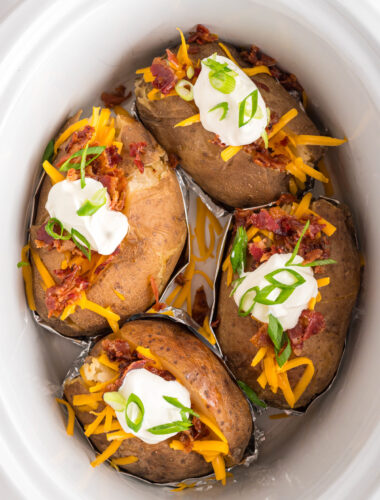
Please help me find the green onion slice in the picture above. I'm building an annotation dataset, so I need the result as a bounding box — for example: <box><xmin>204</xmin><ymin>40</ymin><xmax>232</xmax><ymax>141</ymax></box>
<box><xmin>77</xmin><ymin>188</ymin><xmax>107</xmax><ymax>216</ymax></box>
<box><xmin>175</xmin><ymin>79</ymin><xmax>194</xmax><ymax>101</ymax></box>
<box><xmin>209</xmin><ymin>102</ymin><xmax>229</xmax><ymax>120</ymax></box>
<box><xmin>229</xmin><ymin>276</ymin><xmax>246</xmax><ymax>297</ymax></box>
<box><xmin>265</xmin><ymin>268</ymin><xmax>306</xmax><ymax>289</ymax></box>
<box><xmin>237</xmin><ymin>380</ymin><xmax>267</xmax><ymax>408</ymax></box>
<box><xmin>230</xmin><ymin>226</ymin><xmax>248</xmax><ymax>276</ymax></box>
<box><xmin>186</xmin><ymin>66</ymin><xmax>194</xmax><ymax>79</ymax></box>
<box><xmin>42</xmin><ymin>139</ymin><xmax>54</xmax><ymax>163</ymax></box>
<box><xmin>275</xmin><ymin>335</ymin><xmax>292</xmax><ymax>367</ymax></box>
<box><xmin>203</xmin><ymin>57</ymin><xmax>237</xmax><ymax>94</ymax></box>
<box><xmin>17</xmin><ymin>261</ymin><xmax>29</xmax><ymax>268</ymax></box>
<box><xmin>71</xmin><ymin>228</ymin><xmax>91</xmax><ymax>261</ymax></box>
<box><xmin>238</xmin><ymin>286</ymin><xmax>259</xmax><ymax>317</ymax></box>
<box><xmin>239</xmin><ymin>90</ymin><xmax>258</xmax><ymax>127</ymax></box>
<box><xmin>80</xmin><ymin>143</ymin><xmax>89</xmax><ymax>189</ymax></box>
<box><xmin>59</xmin><ymin>146</ymin><xmax>106</xmax><ymax>172</ymax></box>
<box><xmin>253</xmin><ymin>284</ymin><xmax>294</xmax><ymax>306</ymax></box>
<box><xmin>125</xmin><ymin>393</ymin><xmax>145</xmax><ymax>432</ymax></box>
<box><xmin>261</xmin><ymin>130</ymin><xmax>269</xmax><ymax>148</ymax></box>
<box><xmin>163</xmin><ymin>396</ymin><xmax>199</xmax><ymax>419</ymax></box>
<box><xmin>296</xmin><ymin>258</ymin><xmax>337</xmax><ymax>267</ymax></box>
<box><xmin>285</xmin><ymin>220</ymin><xmax>310</xmax><ymax>267</ymax></box>
<box><xmin>147</xmin><ymin>420</ymin><xmax>193</xmax><ymax>435</ymax></box>
<box><xmin>268</xmin><ymin>313</ymin><xmax>284</xmax><ymax>351</ymax></box>
<box><xmin>254</xmin><ymin>106</ymin><xmax>264</xmax><ymax>120</ymax></box>
<box><xmin>103</xmin><ymin>391</ymin><xmax>127</xmax><ymax>412</ymax></box>
<box><xmin>45</xmin><ymin>218</ymin><xmax>71</xmax><ymax>240</ymax></box>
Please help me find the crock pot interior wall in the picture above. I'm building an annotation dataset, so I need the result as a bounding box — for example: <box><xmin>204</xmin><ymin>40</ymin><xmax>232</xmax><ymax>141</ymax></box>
<box><xmin>1</xmin><ymin>0</ymin><xmax>379</xmax><ymax>498</ymax></box>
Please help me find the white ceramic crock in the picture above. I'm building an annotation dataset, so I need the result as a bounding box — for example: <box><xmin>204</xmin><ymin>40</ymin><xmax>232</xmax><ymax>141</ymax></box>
<box><xmin>0</xmin><ymin>0</ymin><xmax>379</xmax><ymax>498</ymax></box>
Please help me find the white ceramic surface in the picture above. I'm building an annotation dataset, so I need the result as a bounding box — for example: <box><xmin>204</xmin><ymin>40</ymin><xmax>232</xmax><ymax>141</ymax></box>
<box><xmin>0</xmin><ymin>0</ymin><xmax>379</xmax><ymax>498</ymax></box>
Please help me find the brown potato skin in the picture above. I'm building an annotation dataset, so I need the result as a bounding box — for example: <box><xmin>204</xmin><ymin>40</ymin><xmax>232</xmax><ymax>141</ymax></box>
<box><xmin>30</xmin><ymin>114</ymin><xmax>187</xmax><ymax>337</ymax></box>
<box><xmin>215</xmin><ymin>200</ymin><xmax>361</xmax><ymax>408</ymax></box>
<box><xmin>135</xmin><ymin>40</ymin><xmax>322</xmax><ymax>208</ymax></box>
<box><xmin>64</xmin><ymin>319</ymin><xmax>252</xmax><ymax>483</ymax></box>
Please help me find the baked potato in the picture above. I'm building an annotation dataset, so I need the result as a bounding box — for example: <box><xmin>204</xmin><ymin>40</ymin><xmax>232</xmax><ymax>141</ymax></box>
<box><xmin>135</xmin><ymin>25</ymin><xmax>325</xmax><ymax>208</ymax></box>
<box><xmin>215</xmin><ymin>194</ymin><xmax>360</xmax><ymax>409</ymax></box>
<box><xmin>63</xmin><ymin>317</ymin><xmax>253</xmax><ymax>483</ymax></box>
<box><xmin>28</xmin><ymin>108</ymin><xmax>187</xmax><ymax>337</ymax></box>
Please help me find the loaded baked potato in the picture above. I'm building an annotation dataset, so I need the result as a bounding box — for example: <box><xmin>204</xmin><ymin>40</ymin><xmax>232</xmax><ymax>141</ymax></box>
<box><xmin>26</xmin><ymin>107</ymin><xmax>187</xmax><ymax>337</ymax></box>
<box><xmin>215</xmin><ymin>193</ymin><xmax>360</xmax><ymax>409</ymax></box>
<box><xmin>63</xmin><ymin>317</ymin><xmax>253</xmax><ymax>483</ymax></box>
<box><xmin>135</xmin><ymin>25</ymin><xmax>345</xmax><ymax>208</ymax></box>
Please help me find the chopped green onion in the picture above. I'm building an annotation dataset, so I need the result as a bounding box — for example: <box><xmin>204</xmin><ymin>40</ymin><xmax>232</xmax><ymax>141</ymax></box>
<box><xmin>80</xmin><ymin>143</ymin><xmax>89</xmax><ymax>189</ymax></box>
<box><xmin>175</xmin><ymin>79</ymin><xmax>194</xmax><ymax>101</ymax></box>
<box><xmin>125</xmin><ymin>393</ymin><xmax>145</xmax><ymax>432</ymax></box>
<box><xmin>104</xmin><ymin>391</ymin><xmax>127</xmax><ymax>412</ymax></box>
<box><xmin>238</xmin><ymin>90</ymin><xmax>258</xmax><ymax>127</ymax></box>
<box><xmin>238</xmin><ymin>286</ymin><xmax>259</xmax><ymax>317</ymax></box>
<box><xmin>59</xmin><ymin>146</ymin><xmax>106</xmax><ymax>172</ymax></box>
<box><xmin>237</xmin><ymin>380</ymin><xmax>267</xmax><ymax>408</ymax></box>
<box><xmin>265</xmin><ymin>268</ymin><xmax>306</xmax><ymax>289</ymax></box>
<box><xmin>254</xmin><ymin>107</ymin><xmax>264</xmax><ymax>120</ymax></box>
<box><xmin>45</xmin><ymin>218</ymin><xmax>71</xmax><ymax>240</ymax></box>
<box><xmin>147</xmin><ymin>420</ymin><xmax>192</xmax><ymax>435</ymax></box>
<box><xmin>254</xmin><ymin>284</ymin><xmax>295</xmax><ymax>306</ymax></box>
<box><xmin>204</xmin><ymin>57</ymin><xmax>237</xmax><ymax>94</ymax></box>
<box><xmin>17</xmin><ymin>261</ymin><xmax>29</xmax><ymax>268</ymax></box>
<box><xmin>77</xmin><ymin>188</ymin><xmax>107</xmax><ymax>216</ymax></box>
<box><xmin>230</xmin><ymin>226</ymin><xmax>248</xmax><ymax>276</ymax></box>
<box><xmin>275</xmin><ymin>335</ymin><xmax>292</xmax><ymax>367</ymax></box>
<box><xmin>229</xmin><ymin>276</ymin><xmax>246</xmax><ymax>297</ymax></box>
<box><xmin>285</xmin><ymin>220</ymin><xmax>310</xmax><ymax>267</ymax></box>
<box><xmin>163</xmin><ymin>396</ymin><xmax>199</xmax><ymax>419</ymax></box>
<box><xmin>266</xmin><ymin>107</ymin><xmax>271</xmax><ymax>125</ymax></box>
<box><xmin>42</xmin><ymin>139</ymin><xmax>54</xmax><ymax>163</ymax></box>
<box><xmin>209</xmin><ymin>102</ymin><xmax>229</xmax><ymax>120</ymax></box>
<box><xmin>186</xmin><ymin>66</ymin><xmax>194</xmax><ymax>79</ymax></box>
<box><xmin>267</xmin><ymin>314</ymin><xmax>284</xmax><ymax>351</ymax></box>
<box><xmin>71</xmin><ymin>228</ymin><xmax>91</xmax><ymax>261</ymax></box>
<box><xmin>261</xmin><ymin>130</ymin><xmax>269</xmax><ymax>148</ymax></box>
<box><xmin>296</xmin><ymin>259</ymin><xmax>337</xmax><ymax>267</ymax></box>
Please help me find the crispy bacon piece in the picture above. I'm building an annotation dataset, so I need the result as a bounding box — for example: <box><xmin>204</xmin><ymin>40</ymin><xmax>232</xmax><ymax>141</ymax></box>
<box><xmin>102</xmin><ymin>338</ymin><xmax>134</xmax><ymax>362</ymax></box>
<box><xmin>240</xmin><ymin>45</ymin><xmax>277</xmax><ymax>68</ymax></box>
<box><xmin>188</xmin><ymin>24</ymin><xmax>218</xmax><ymax>45</ymax></box>
<box><xmin>45</xmin><ymin>265</ymin><xmax>89</xmax><ymax>317</ymax></box>
<box><xmin>248</xmin><ymin>243</ymin><xmax>264</xmax><ymax>262</ymax></box>
<box><xmin>248</xmin><ymin>209</ymin><xmax>282</xmax><ymax>233</ymax></box>
<box><xmin>150</xmin><ymin>57</ymin><xmax>177</xmax><ymax>95</ymax></box>
<box><xmin>211</xmin><ymin>318</ymin><xmax>220</xmax><ymax>329</ymax></box>
<box><xmin>210</xmin><ymin>134</ymin><xmax>226</xmax><ymax>148</ymax></box>
<box><xmin>175</xmin><ymin>273</ymin><xmax>186</xmax><ymax>286</ymax></box>
<box><xmin>276</xmin><ymin>193</ymin><xmax>296</xmax><ymax>206</ymax></box>
<box><xmin>168</xmin><ymin>152</ymin><xmax>179</xmax><ymax>169</ymax></box>
<box><xmin>192</xmin><ymin>286</ymin><xmax>210</xmax><ymax>325</ymax></box>
<box><xmin>250</xmin><ymin>323</ymin><xmax>272</xmax><ymax>348</ymax></box>
<box><xmin>101</xmin><ymin>85</ymin><xmax>131</xmax><ymax>108</ymax></box>
<box><xmin>178</xmin><ymin>417</ymin><xmax>209</xmax><ymax>452</ymax></box>
<box><xmin>105</xmin><ymin>144</ymin><xmax>122</xmax><ymax>168</ymax></box>
<box><xmin>166</xmin><ymin>49</ymin><xmax>180</xmax><ymax>70</ymax></box>
<box><xmin>129</xmin><ymin>141</ymin><xmax>147</xmax><ymax>174</ymax></box>
<box><xmin>36</xmin><ymin>224</ymin><xmax>54</xmax><ymax>246</ymax></box>
<box><xmin>56</xmin><ymin>125</ymin><xmax>94</xmax><ymax>168</ymax></box>
<box><xmin>287</xmin><ymin>309</ymin><xmax>325</xmax><ymax>354</ymax></box>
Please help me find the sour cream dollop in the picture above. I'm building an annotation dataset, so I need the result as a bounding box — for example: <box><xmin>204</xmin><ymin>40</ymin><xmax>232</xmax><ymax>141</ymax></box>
<box><xmin>45</xmin><ymin>178</ymin><xmax>128</xmax><ymax>255</ymax></box>
<box><xmin>113</xmin><ymin>368</ymin><xmax>191</xmax><ymax>445</ymax></box>
<box><xmin>193</xmin><ymin>55</ymin><xmax>268</xmax><ymax>146</ymax></box>
<box><xmin>233</xmin><ymin>253</ymin><xmax>318</xmax><ymax>330</ymax></box>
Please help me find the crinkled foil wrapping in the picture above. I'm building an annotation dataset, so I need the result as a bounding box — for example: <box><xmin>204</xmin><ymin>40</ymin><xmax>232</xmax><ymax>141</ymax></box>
<box><xmin>60</xmin><ymin>312</ymin><xmax>259</xmax><ymax>488</ymax></box>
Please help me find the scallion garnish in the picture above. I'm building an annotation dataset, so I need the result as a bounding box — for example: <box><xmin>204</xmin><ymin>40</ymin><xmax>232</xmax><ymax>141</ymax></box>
<box><xmin>71</xmin><ymin>228</ymin><xmax>91</xmax><ymax>261</ymax></box>
<box><xmin>125</xmin><ymin>393</ymin><xmax>145</xmax><ymax>432</ymax></box>
<box><xmin>209</xmin><ymin>102</ymin><xmax>229</xmax><ymax>121</ymax></box>
<box><xmin>296</xmin><ymin>258</ymin><xmax>337</xmax><ymax>267</ymax></box>
<box><xmin>80</xmin><ymin>143</ymin><xmax>89</xmax><ymax>189</ymax></box>
<box><xmin>265</xmin><ymin>268</ymin><xmax>306</xmax><ymax>289</ymax></box>
<box><xmin>261</xmin><ymin>130</ymin><xmax>269</xmax><ymax>148</ymax></box>
<box><xmin>45</xmin><ymin>218</ymin><xmax>71</xmax><ymax>240</ymax></box>
<box><xmin>203</xmin><ymin>56</ymin><xmax>237</xmax><ymax>94</ymax></box>
<box><xmin>229</xmin><ymin>276</ymin><xmax>246</xmax><ymax>297</ymax></box>
<box><xmin>230</xmin><ymin>226</ymin><xmax>248</xmax><ymax>277</ymax></box>
<box><xmin>238</xmin><ymin>286</ymin><xmax>259</xmax><ymax>317</ymax></box>
<box><xmin>237</xmin><ymin>380</ymin><xmax>267</xmax><ymax>408</ymax></box>
<box><xmin>17</xmin><ymin>261</ymin><xmax>29</xmax><ymax>268</ymax></box>
<box><xmin>76</xmin><ymin>188</ymin><xmax>107</xmax><ymax>217</ymax></box>
<box><xmin>238</xmin><ymin>90</ymin><xmax>258</xmax><ymax>128</ymax></box>
<box><xmin>42</xmin><ymin>139</ymin><xmax>54</xmax><ymax>163</ymax></box>
<box><xmin>103</xmin><ymin>391</ymin><xmax>127</xmax><ymax>412</ymax></box>
<box><xmin>268</xmin><ymin>314</ymin><xmax>291</xmax><ymax>367</ymax></box>
<box><xmin>253</xmin><ymin>284</ymin><xmax>294</xmax><ymax>306</ymax></box>
<box><xmin>163</xmin><ymin>396</ymin><xmax>199</xmax><ymax>419</ymax></box>
<box><xmin>175</xmin><ymin>79</ymin><xmax>194</xmax><ymax>101</ymax></box>
<box><xmin>186</xmin><ymin>66</ymin><xmax>194</xmax><ymax>79</ymax></box>
<box><xmin>59</xmin><ymin>146</ymin><xmax>106</xmax><ymax>172</ymax></box>
<box><xmin>285</xmin><ymin>220</ymin><xmax>310</xmax><ymax>267</ymax></box>
<box><xmin>275</xmin><ymin>335</ymin><xmax>292</xmax><ymax>367</ymax></box>
<box><xmin>147</xmin><ymin>420</ymin><xmax>193</xmax><ymax>435</ymax></box>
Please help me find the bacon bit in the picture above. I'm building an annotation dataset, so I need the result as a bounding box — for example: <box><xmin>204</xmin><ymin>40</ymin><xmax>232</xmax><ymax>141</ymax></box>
<box><xmin>191</xmin><ymin>286</ymin><xmax>210</xmax><ymax>325</ymax></box>
<box><xmin>287</xmin><ymin>310</ymin><xmax>325</xmax><ymax>354</ymax></box>
<box><xmin>45</xmin><ymin>265</ymin><xmax>89</xmax><ymax>317</ymax></box>
<box><xmin>150</xmin><ymin>276</ymin><xmax>166</xmax><ymax>311</ymax></box>
<box><xmin>280</xmin><ymin>136</ymin><xmax>289</xmax><ymax>147</ymax></box>
<box><xmin>248</xmin><ymin>209</ymin><xmax>281</xmax><ymax>233</ymax></box>
<box><xmin>251</xmin><ymin>323</ymin><xmax>272</xmax><ymax>348</ymax></box>
<box><xmin>56</xmin><ymin>125</ymin><xmax>94</xmax><ymax>168</ymax></box>
<box><xmin>240</xmin><ymin>45</ymin><xmax>276</xmax><ymax>68</ymax></box>
<box><xmin>254</xmin><ymin>81</ymin><xmax>270</xmax><ymax>93</ymax></box>
<box><xmin>175</xmin><ymin>273</ymin><xmax>186</xmax><ymax>286</ymax></box>
<box><xmin>102</xmin><ymin>339</ymin><xmax>134</xmax><ymax>363</ymax></box>
<box><xmin>178</xmin><ymin>417</ymin><xmax>209</xmax><ymax>452</ymax></box>
<box><xmin>36</xmin><ymin>224</ymin><xmax>54</xmax><ymax>246</ymax></box>
<box><xmin>105</xmin><ymin>145</ymin><xmax>122</xmax><ymax>168</ymax></box>
<box><xmin>210</xmin><ymin>134</ymin><xmax>226</xmax><ymax>148</ymax></box>
<box><xmin>129</xmin><ymin>141</ymin><xmax>147</xmax><ymax>174</ymax></box>
<box><xmin>188</xmin><ymin>24</ymin><xmax>218</xmax><ymax>45</ymax></box>
<box><xmin>302</xmin><ymin>248</ymin><xmax>323</xmax><ymax>264</ymax></box>
<box><xmin>166</xmin><ymin>49</ymin><xmax>180</xmax><ymax>70</ymax></box>
<box><xmin>144</xmin><ymin>365</ymin><xmax>176</xmax><ymax>381</ymax></box>
<box><xmin>211</xmin><ymin>319</ymin><xmax>220</xmax><ymax>329</ymax></box>
<box><xmin>248</xmin><ymin>243</ymin><xmax>264</xmax><ymax>262</ymax></box>
<box><xmin>252</xmin><ymin>150</ymin><xmax>288</xmax><ymax>171</ymax></box>
<box><xmin>150</xmin><ymin>57</ymin><xmax>177</xmax><ymax>95</ymax></box>
<box><xmin>168</xmin><ymin>152</ymin><xmax>179</xmax><ymax>169</ymax></box>
<box><xmin>277</xmin><ymin>193</ymin><xmax>296</xmax><ymax>206</ymax></box>
<box><xmin>101</xmin><ymin>85</ymin><xmax>131</xmax><ymax>108</ymax></box>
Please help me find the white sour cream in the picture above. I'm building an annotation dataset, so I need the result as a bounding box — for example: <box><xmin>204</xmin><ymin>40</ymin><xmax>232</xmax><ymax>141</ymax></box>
<box><xmin>233</xmin><ymin>253</ymin><xmax>318</xmax><ymax>330</ymax></box>
<box><xmin>114</xmin><ymin>368</ymin><xmax>191</xmax><ymax>445</ymax></box>
<box><xmin>45</xmin><ymin>178</ymin><xmax>128</xmax><ymax>255</ymax></box>
<box><xmin>193</xmin><ymin>55</ymin><xmax>267</xmax><ymax>146</ymax></box>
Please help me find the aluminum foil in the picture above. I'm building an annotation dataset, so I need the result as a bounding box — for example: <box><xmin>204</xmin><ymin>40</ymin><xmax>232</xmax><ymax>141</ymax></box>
<box><xmin>60</xmin><ymin>312</ymin><xmax>259</xmax><ymax>488</ymax></box>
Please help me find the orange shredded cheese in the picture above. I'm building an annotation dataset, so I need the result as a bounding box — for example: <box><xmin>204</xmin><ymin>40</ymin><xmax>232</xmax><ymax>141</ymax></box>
<box><xmin>29</xmin><ymin>248</ymin><xmax>55</xmax><ymax>288</ymax></box>
<box><xmin>294</xmin><ymin>192</ymin><xmax>313</xmax><ymax>218</ymax></box>
<box><xmin>246</xmin><ymin>226</ymin><xmax>259</xmax><ymax>241</ymax></box>
<box><xmin>317</xmin><ymin>277</ymin><xmax>330</xmax><ymax>288</ymax></box>
<box><xmin>113</xmin><ymin>289</ymin><xmax>125</xmax><ymax>301</ymax></box>
<box><xmin>72</xmin><ymin>393</ymin><xmax>103</xmax><ymax>407</ymax></box>
<box><xmin>221</xmin><ymin>145</ymin><xmax>242</xmax><ymax>162</ymax></box>
<box><xmin>54</xmin><ymin>118</ymin><xmax>88</xmax><ymax>154</ymax></box>
<box><xmin>106</xmin><ymin>430</ymin><xmax>134</xmax><ymax>441</ymax></box>
<box><xmin>86</xmin><ymin>420</ymin><xmax>121</xmax><ymax>435</ymax></box>
<box><xmin>198</xmin><ymin>414</ymin><xmax>227</xmax><ymax>443</ymax></box>
<box><xmin>97</xmin><ymin>354</ymin><xmax>119</xmax><ymax>371</ymax></box>
<box><xmin>198</xmin><ymin>317</ymin><xmax>216</xmax><ymax>345</ymax></box>
<box><xmin>42</xmin><ymin>160</ymin><xmax>65</xmax><ymax>185</ymax></box>
<box><xmin>60</xmin><ymin>303</ymin><xmax>76</xmax><ymax>321</ymax></box>
<box><xmin>85</xmin><ymin>408</ymin><xmax>107</xmax><ymax>437</ymax></box>
<box><xmin>257</xmin><ymin>371</ymin><xmax>267</xmax><ymax>389</ymax></box>
<box><xmin>135</xmin><ymin>346</ymin><xmax>162</xmax><ymax>368</ymax></box>
<box><xmin>293</xmin><ymin>135</ymin><xmax>347</xmax><ymax>147</ymax></box>
<box><xmin>294</xmin><ymin>157</ymin><xmax>328</xmax><ymax>183</ymax></box>
<box><xmin>277</xmin><ymin>372</ymin><xmax>296</xmax><ymax>408</ymax></box>
<box><xmin>176</xmin><ymin>27</ymin><xmax>192</xmax><ymax>67</ymax></box>
<box><xmin>308</xmin><ymin>297</ymin><xmax>317</xmax><ymax>310</ymax></box>
<box><xmin>77</xmin><ymin>292</ymin><xmax>120</xmax><ymax>322</ymax></box>
<box><xmin>218</xmin><ymin>42</ymin><xmax>239</xmax><ymax>66</ymax></box>
<box><xmin>251</xmin><ymin>347</ymin><xmax>268</xmax><ymax>367</ymax></box>
<box><xmin>56</xmin><ymin>398</ymin><xmax>75</xmax><ymax>436</ymax></box>
<box><xmin>20</xmin><ymin>244</ymin><xmax>36</xmax><ymax>310</ymax></box>
<box><xmin>268</xmin><ymin>108</ymin><xmax>298</xmax><ymax>140</ymax></box>
<box><xmin>243</xmin><ymin>65</ymin><xmax>272</xmax><ymax>76</ymax></box>
<box><xmin>289</xmin><ymin>178</ymin><xmax>298</xmax><ymax>195</ymax></box>
<box><xmin>212</xmin><ymin>455</ymin><xmax>227</xmax><ymax>485</ymax></box>
<box><xmin>90</xmin><ymin>439</ymin><xmax>123</xmax><ymax>467</ymax></box>
<box><xmin>89</xmin><ymin>374</ymin><xmax>119</xmax><ymax>394</ymax></box>
<box><xmin>278</xmin><ymin>357</ymin><xmax>315</xmax><ymax>404</ymax></box>
<box><xmin>174</xmin><ymin>113</ymin><xmax>200</xmax><ymax>127</ymax></box>
<box><xmin>111</xmin><ymin>456</ymin><xmax>138</xmax><ymax>466</ymax></box>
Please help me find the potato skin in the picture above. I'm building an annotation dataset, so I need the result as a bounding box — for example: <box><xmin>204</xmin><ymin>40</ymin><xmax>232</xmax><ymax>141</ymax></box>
<box><xmin>215</xmin><ymin>200</ymin><xmax>361</xmax><ymax>409</ymax></box>
<box><xmin>30</xmin><ymin>114</ymin><xmax>187</xmax><ymax>337</ymax></box>
<box><xmin>135</xmin><ymin>40</ymin><xmax>322</xmax><ymax>208</ymax></box>
<box><xmin>64</xmin><ymin>318</ymin><xmax>253</xmax><ymax>483</ymax></box>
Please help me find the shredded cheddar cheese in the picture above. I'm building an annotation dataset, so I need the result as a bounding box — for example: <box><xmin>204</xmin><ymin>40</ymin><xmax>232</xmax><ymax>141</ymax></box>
<box><xmin>212</xmin><ymin>455</ymin><xmax>227</xmax><ymax>485</ymax></box>
<box><xmin>78</xmin><ymin>292</ymin><xmax>120</xmax><ymax>322</ymax></box>
<box><xmin>251</xmin><ymin>347</ymin><xmax>268</xmax><ymax>367</ymax></box>
<box><xmin>293</xmin><ymin>135</ymin><xmax>347</xmax><ymax>147</ymax></box>
<box><xmin>243</xmin><ymin>65</ymin><xmax>272</xmax><ymax>76</ymax></box>
<box><xmin>106</xmin><ymin>430</ymin><xmax>134</xmax><ymax>441</ymax></box>
<box><xmin>174</xmin><ymin>113</ymin><xmax>201</xmax><ymax>127</ymax></box>
<box><xmin>135</xmin><ymin>346</ymin><xmax>163</xmax><ymax>369</ymax></box>
<box><xmin>89</xmin><ymin>374</ymin><xmax>119</xmax><ymax>394</ymax></box>
<box><xmin>85</xmin><ymin>408</ymin><xmax>107</xmax><ymax>437</ymax></box>
<box><xmin>218</xmin><ymin>42</ymin><xmax>240</xmax><ymax>66</ymax></box>
<box><xmin>198</xmin><ymin>413</ymin><xmax>228</xmax><ymax>443</ymax></box>
<box><xmin>113</xmin><ymin>289</ymin><xmax>125</xmax><ymax>301</ymax></box>
<box><xmin>294</xmin><ymin>157</ymin><xmax>328</xmax><ymax>183</ymax></box>
<box><xmin>221</xmin><ymin>145</ymin><xmax>242</xmax><ymax>162</ymax></box>
<box><xmin>111</xmin><ymin>456</ymin><xmax>138</xmax><ymax>466</ymax></box>
<box><xmin>42</xmin><ymin>160</ymin><xmax>65</xmax><ymax>185</ymax></box>
<box><xmin>54</xmin><ymin>118</ymin><xmax>88</xmax><ymax>154</ymax></box>
<box><xmin>294</xmin><ymin>192</ymin><xmax>312</xmax><ymax>218</ymax></box>
<box><xmin>268</xmin><ymin>108</ymin><xmax>298</xmax><ymax>140</ymax></box>
<box><xmin>90</xmin><ymin>439</ymin><xmax>124</xmax><ymax>467</ymax></box>
<box><xmin>97</xmin><ymin>354</ymin><xmax>119</xmax><ymax>371</ymax></box>
<box><xmin>72</xmin><ymin>393</ymin><xmax>103</xmax><ymax>407</ymax></box>
<box><xmin>56</xmin><ymin>398</ymin><xmax>75</xmax><ymax>436</ymax></box>
<box><xmin>317</xmin><ymin>277</ymin><xmax>330</xmax><ymax>288</ymax></box>
<box><xmin>30</xmin><ymin>248</ymin><xmax>55</xmax><ymax>288</ymax></box>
